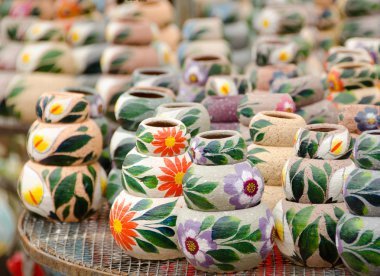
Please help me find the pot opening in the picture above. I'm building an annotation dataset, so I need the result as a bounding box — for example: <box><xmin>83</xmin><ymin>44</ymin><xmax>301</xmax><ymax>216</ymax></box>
<box><xmin>146</xmin><ymin>120</ymin><xmax>178</xmax><ymax>128</ymax></box>
<box><xmin>130</xmin><ymin>91</ymin><xmax>164</xmax><ymax>98</ymax></box>
<box><xmin>370</xmin><ymin>131</ymin><xmax>380</xmax><ymax>136</ymax></box>
<box><xmin>63</xmin><ymin>86</ymin><xmax>94</xmax><ymax>95</ymax></box>
<box><xmin>265</xmin><ymin>113</ymin><xmax>294</xmax><ymax>119</ymax></box>
<box><xmin>200</xmin><ymin>132</ymin><xmax>233</xmax><ymax>139</ymax></box>
<box><xmin>164</xmin><ymin>103</ymin><xmax>194</xmax><ymax>108</ymax></box>
<box><xmin>312</xmin><ymin>127</ymin><xmax>336</xmax><ymax>132</ymax></box>
<box><xmin>193</xmin><ymin>55</ymin><xmax>219</xmax><ymax>62</ymax></box>
<box><xmin>338</xmin><ymin>49</ymin><xmax>361</xmax><ymax>55</ymax></box>
<box><xmin>340</xmin><ymin>64</ymin><xmax>363</xmax><ymax>69</ymax></box>
<box><xmin>141</xmin><ymin>70</ymin><xmax>166</xmax><ymax>76</ymax></box>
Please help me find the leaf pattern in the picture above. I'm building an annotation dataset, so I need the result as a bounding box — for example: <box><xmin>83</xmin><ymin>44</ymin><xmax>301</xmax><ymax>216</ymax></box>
<box><xmin>249</xmin><ymin>119</ymin><xmax>273</xmax><ymax>143</ymax></box>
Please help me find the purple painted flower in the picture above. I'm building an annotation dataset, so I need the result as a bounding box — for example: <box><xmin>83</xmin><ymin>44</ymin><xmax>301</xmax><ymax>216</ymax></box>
<box><xmin>354</xmin><ymin>107</ymin><xmax>380</xmax><ymax>132</ymax></box>
<box><xmin>190</xmin><ymin>137</ymin><xmax>207</xmax><ymax>165</ymax></box>
<box><xmin>183</xmin><ymin>62</ymin><xmax>208</xmax><ymax>86</ymax></box>
<box><xmin>177</xmin><ymin>220</ymin><xmax>217</xmax><ymax>268</ymax></box>
<box><xmin>224</xmin><ymin>162</ymin><xmax>264</xmax><ymax>209</ymax></box>
<box><xmin>258</xmin><ymin>209</ymin><xmax>275</xmax><ymax>259</ymax></box>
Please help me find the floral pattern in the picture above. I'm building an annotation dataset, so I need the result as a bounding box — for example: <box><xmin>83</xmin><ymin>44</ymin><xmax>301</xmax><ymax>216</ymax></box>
<box><xmin>259</xmin><ymin>209</ymin><xmax>276</xmax><ymax>259</ymax></box>
<box><xmin>327</xmin><ymin>70</ymin><xmax>344</xmax><ymax>92</ymax></box>
<box><xmin>276</xmin><ymin>95</ymin><xmax>296</xmax><ymax>113</ymax></box>
<box><xmin>151</xmin><ymin>128</ymin><xmax>187</xmax><ymax>157</ymax></box>
<box><xmin>353</xmin><ymin>131</ymin><xmax>380</xmax><ymax>170</ymax></box>
<box><xmin>184</xmin><ymin>62</ymin><xmax>209</xmax><ymax>86</ymax></box>
<box><xmin>354</xmin><ymin>107</ymin><xmax>380</xmax><ymax>132</ymax></box>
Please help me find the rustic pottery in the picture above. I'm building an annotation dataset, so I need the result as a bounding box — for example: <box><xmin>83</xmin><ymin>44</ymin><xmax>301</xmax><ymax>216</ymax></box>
<box><xmin>338</xmin><ymin>104</ymin><xmax>380</xmax><ymax>135</ymax></box>
<box><xmin>132</xmin><ymin>67</ymin><xmax>179</xmax><ymax>93</ymax></box>
<box><xmin>353</xmin><ymin>130</ymin><xmax>380</xmax><ymax>169</ymax></box>
<box><xmin>66</xmin><ymin>20</ymin><xmax>105</xmax><ymax>46</ymax></box>
<box><xmin>326</xmin><ymin>47</ymin><xmax>373</xmax><ymax>71</ymax></box>
<box><xmin>327</xmin><ymin>87</ymin><xmax>380</xmax><ymax>106</ymax></box>
<box><xmin>224</xmin><ymin>21</ymin><xmax>250</xmax><ymax>50</ymax></box>
<box><xmin>296</xmin><ymin>100</ymin><xmax>338</xmax><ymax>124</ymax></box>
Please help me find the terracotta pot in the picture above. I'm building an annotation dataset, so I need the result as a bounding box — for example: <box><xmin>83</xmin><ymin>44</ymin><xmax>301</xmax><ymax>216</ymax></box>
<box><xmin>110</xmin><ymin>127</ymin><xmax>136</xmax><ymax>169</ymax></box>
<box><xmin>132</xmin><ymin>67</ymin><xmax>179</xmax><ymax>93</ymax></box>
<box><xmin>18</xmin><ymin>161</ymin><xmax>106</xmax><ymax>222</ymax></box>
<box><xmin>182</xmin><ymin>17</ymin><xmax>223</xmax><ymax>41</ymax></box>
<box><xmin>297</xmin><ymin>100</ymin><xmax>338</xmax><ymax>124</ymax></box>
<box><xmin>247</xmin><ymin>144</ymin><xmax>293</xmax><ymax>186</ymax></box>
<box><xmin>338</xmin><ymin>104</ymin><xmax>380</xmax><ymax>135</ymax></box>
<box><xmin>114</xmin><ymin>87</ymin><xmax>174</xmax><ymax>131</ymax></box>
<box><xmin>205</xmin><ymin>75</ymin><xmax>251</xmax><ymax>97</ymax></box>
<box><xmin>262</xmin><ymin>186</ymin><xmax>284</xmax><ymax>210</ymax></box>
<box><xmin>326</xmin><ymin>47</ymin><xmax>373</xmax><ymax>71</ymax></box>
<box><xmin>109</xmin><ymin>190</ymin><xmax>183</xmax><ymax>260</ymax></box>
<box><xmin>345</xmin><ymin>37</ymin><xmax>380</xmax><ymax>64</ymax></box>
<box><xmin>336</xmin><ymin>214</ymin><xmax>380</xmax><ymax>276</ymax></box>
<box><xmin>106</xmin><ymin>168</ymin><xmax>123</xmax><ymax>205</ymax></box>
<box><xmin>177</xmin><ymin>202</ymin><xmax>274</xmax><ymax>272</ymax></box>
<box><xmin>273</xmin><ymin>199</ymin><xmax>347</xmax><ymax>267</ymax></box>
<box><xmin>202</xmin><ymin>95</ymin><xmax>242</xmax><ymax>123</ymax></box>
<box><xmin>156</xmin><ymin>102</ymin><xmax>210</xmax><ymax>137</ymax></box>
<box><xmin>238</xmin><ymin>93</ymin><xmax>296</xmax><ymax>127</ymax></box>
<box><xmin>249</xmin><ymin>111</ymin><xmax>306</xmax><ymax>147</ymax></box>
<box><xmin>66</xmin><ymin>20</ymin><xmax>105</xmax><ymax>46</ymax></box>
<box><xmin>353</xmin><ymin>130</ymin><xmax>380</xmax><ymax>169</ymax></box>
<box><xmin>294</xmin><ymin>123</ymin><xmax>353</xmax><ymax>160</ymax></box>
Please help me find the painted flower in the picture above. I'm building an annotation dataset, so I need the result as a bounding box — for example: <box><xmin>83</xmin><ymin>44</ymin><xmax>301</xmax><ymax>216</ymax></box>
<box><xmin>55</xmin><ymin>0</ymin><xmax>82</xmax><ymax>18</ymax></box>
<box><xmin>354</xmin><ymin>107</ymin><xmax>380</xmax><ymax>132</ymax></box>
<box><xmin>190</xmin><ymin>137</ymin><xmax>207</xmax><ymax>164</ymax></box>
<box><xmin>272</xmin><ymin>202</ymin><xmax>295</xmax><ymax>257</ymax></box>
<box><xmin>270</xmin><ymin>44</ymin><xmax>296</xmax><ymax>64</ymax></box>
<box><xmin>327</xmin><ymin>70</ymin><xmax>344</xmax><ymax>92</ymax></box>
<box><xmin>158</xmin><ymin>156</ymin><xmax>192</xmax><ymax>197</ymax></box>
<box><xmin>184</xmin><ymin>63</ymin><xmax>208</xmax><ymax>86</ymax></box>
<box><xmin>151</xmin><ymin>128</ymin><xmax>187</xmax><ymax>157</ymax></box>
<box><xmin>259</xmin><ymin>209</ymin><xmax>275</xmax><ymax>259</ymax></box>
<box><xmin>177</xmin><ymin>220</ymin><xmax>217</xmax><ymax>268</ymax></box>
<box><xmin>109</xmin><ymin>197</ymin><xmax>138</xmax><ymax>251</ymax></box>
<box><xmin>45</xmin><ymin>98</ymin><xmax>72</xmax><ymax>121</ymax></box>
<box><xmin>27</xmin><ymin>126</ymin><xmax>64</xmax><ymax>160</ymax></box>
<box><xmin>276</xmin><ymin>95</ymin><xmax>296</xmax><ymax>113</ymax></box>
<box><xmin>254</xmin><ymin>9</ymin><xmax>280</xmax><ymax>34</ymax></box>
<box><xmin>223</xmin><ymin>162</ymin><xmax>264</xmax><ymax>209</ymax></box>
<box><xmin>213</xmin><ymin>77</ymin><xmax>237</xmax><ymax>96</ymax></box>
<box><xmin>19</xmin><ymin>166</ymin><xmax>44</xmax><ymax>207</ymax></box>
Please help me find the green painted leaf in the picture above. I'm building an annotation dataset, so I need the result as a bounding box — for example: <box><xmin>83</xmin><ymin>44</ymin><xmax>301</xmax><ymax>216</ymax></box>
<box><xmin>131</xmin><ymin>199</ymin><xmax>153</xmax><ymax>211</ymax></box>
<box><xmin>345</xmin><ymin>196</ymin><xmax>367</xmax><ymax>215</ymax></box>
<box><xmin>55</xmin><ymin>135</ymin><xmax>92</xmax><ymax>153</ymax></box>
<box><xmin>49</xmin><ymin>167</ymin><xmax>62</xmax><ymax>191</ymax></box>
<box><xmin>82</xmin><ymin>174</ymin><xmax>93</xmax><ymax>203</ymax></box>
<box><xmin>239</xmin><ymin>107</ymin><xmax>254</xmax><ymax>118</ymax></box>
<box><xmin>126</xmin><ymin>165</ymin><xmax>150</xmax><ymax>176</ymax></box>
<box><xmin>135</xmin><ymin>201</ymin><xmax>176</xmax><ymax>221</ymax></box>
<box><xmin>74</xmin><ymin>195</ymin><xmax>88</xmax><ymax>220</ymax></box>
<box><xmin>200</xmin><ymin>216</ymin><xmax>215</xmax><ymax>231</ymax></box>
<box><xmin>360</xmin><ymin>250</ymin><xmax>380</xmax><ymax>266</ymax></box>
<box><xmin>334</xmin><ymin>206</ymin><xmax>344</xmax><ymax>219</ymax></box>
<box><xmin>191</xmin><ymin>182</ymin><xmax>217</xmax><ymax>194</ymax></box>
<box><xmin>355</xmin><ymin>230</ymin><xmax>374</xmax><ymax>246</ymax></box>
<box><xmin>252</xmin><ymin>119</ymin><xmax>273</xmax><ymax>129</ymax></box>
<box><xmin>225</xmin><ymin>149</ymin><xmax>244</xmax><ymax>160</ymax></box>
<box><xmin>286</xmin><ymin>208</ymin><xmax>296</xmax><ymax>226</ymax></box>
<box><xmin>324</xmin><ymin>214</ymin><xmax>337</xmax><ymax>241</ymax></box>
<box><xmin>333</xmin><ymin>93</ymin><xmax>357</xmax><ymax>104</ymax></box>
<box><xmin>231</xmin><ymin>224</ymin><xmax>251</xmax><ymax>240</ymax></box>
<box><xmin>215</xmin><ymin>263</ymin><xmax>235</xmax><ymax>271</ymax></box>
<box><xmin>319</xmin><ymin>235</ymin><xmax>338</xmax><ymax>265</ymax></box>
<box><xmin>323</xmin><ymin>163</ymin><xmax>332</xmax><ymax>176</ymax></box>
<box><xmin>141</xmin><ymin>176</ymin><xmax>158</xmax><ymax>188</ymax></box>
<box><xmin>71</xmin><ymin>101</ymin><xmax>87</xmax><ymax>112</ymax></box>
<box><xmin>310</xmin><ymin>165</ymin><xmax>327</xmax><ymax>191</ymax></box>
<box><xmin>77</xmin><ymin>126</ymin><xmax>88</xmax><ymax>132</ymax></box>
<box><xmin>184</xmin><ymin>191</ymin><xmax>215</xmax><ymax>210</ymax></box>
<box><xmin>203</xmin><ymin>140</ymin><xmax>221</xmax><ymax>154</ymax></box>
<box><xmin>299</xmin><ymin>217</ymin><xmax>320</xmax><ymax>262</ymax></box>
<box><xmin>122</xmin><ymin>174</ymin><xmax>146</xmax><ymax>195</ymax></box>
<box><xmin>206</xmin><ymin>154</ymin><xmax>228</xmax><ymax>165</ymax></box>
<box><xmin>255</xmin><ymin>133</ymin><xmax>265</xmax><ymax>142</ymax></box>
<box><xmin>40</xmin><ymin>155</ymin><xmax>80</xmax><ymax>166</ymax></box>
<box><xmin>307</xmin><ymin>179</ymin><xmax>325</xmax><ymax>204</ymax></box>
<box><xmin>341</xmin><ymin>252</ymin><xmax>369</xmax><ymax>273</ymax></box>
<box><xmin>245</xmin><ymin>229</ymin><xmax>262</xmax><ymax>242</ymax></box>
<box><xmin>41</xmin><ymin>169</ymin><xmax>49</xmax><ymax>180</ymax></box>
<box><xmin>136</xmin><ymin>140</ymin><xmax>149</xmax><ymax>154</ymax></box>
<box><xmin>160</xmin><ymin>216</ymin><xmax>176</xmax><ymax>227</ymax></box>
<box><xmin>41</xmin><ymin>50</ymin><xmax>63</xmax><ymax>62</ymax></box>
<box><xmin>182</xmin><ymin>116</ymin><xmax>197</xmax><ymax>127</ymax></box>
<box><xmin>207</xmin><ymin>249</ymin><xmax>239</xmax><ymax>263</ymax></box>
<box><xmin>119</xmin><ymin>103</ymin><xmax>151</xmax><ymax>120</ymax></box>
<box><xmin>340</xmin><ymin>217</ymin><xmax>364</xmax><ymax>243</ymax></box>
<box><xmin>292</xmin><ymin>169</ymin><xmax>305</xmax><ymax>202</ymax></box>
<box><xmin>63</xmin><ymin>205</ymin><xmax>70</xmax><ymax>220</ymax></box>
<box><xmin>54</xmin><ymin>173</ymin><xmax>76</xmax><ymax>209</ymax></box>
<box><xmin>135</xmin><ymin>237</ymin><xmax>158</xmax><ymax>253</ymax></box>
<box><xmin>298</xmin><ymin>89</ymin><xmax>314</xmax><ymax>98</ymax></box>
<box><xmin>157</xmin><ymin>227</ymin><xmax>175</xmax><ymax>237</ymax></box>
<box><xmin>139</xmin><ymin>132</ymin><xmax>154</xmax><ymax>143</ymax></box>
<box><xmin>88</xmin><ymin>165</ymin><xmax>96</xmax><ymax>179</ymax></box>
<box><xmin>225</xmin><ymin>242</ymin><xmax>256</xmax><ymax>254</ymax></box>
<box><xmin>292</xmin><ymin>206</ymin><xmax>314</xmax><ymax>240</ymax></box>
<box><xmin>136</xmin><ymin>229</ymin><xmax>177</xmax><ymax>249</ymax></box>
<box><xmin>123</xmin><ymin>154</ymin><xmax>145</xmax><ymax>167</ymax></box>
<box><xmin>212</xmin><ymin>216</ymin><xmax>240</xmax><ymax>240</ymax></box>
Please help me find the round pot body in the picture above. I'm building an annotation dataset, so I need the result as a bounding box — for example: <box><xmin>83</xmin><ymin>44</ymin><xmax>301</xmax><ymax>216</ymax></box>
<box><xmin>296</xmin><ymin>100</ymin><xmax>339</xmax><ymax>124</ymax></box>
<box><xmin>132</xmin><ymin>67</ymin><xmax>179</xmax><ymax>93</ymax></box>
<box><xmin>273</xmin><ymin>199</ymin><xmax>347</xmax><ymax>267</ymax></box>
<box><xmin>283</xmin><ymin>157</ymin><xmax>355</xmax><ymax>204</ymax></box>
<box><xmin>326</xmin><ymin>47</ymin><xmax>373</xmax><ymax>71</ymax></box>
<box><xmin>183</xmin><ymin>160</ymin><xmax>264</xmax><ymax>211</ymax></box>
<box><xmin>176</xmin><ymin>202</ymin><xmax>275</xmax><ymax>273</ymax></box>
<box><xmin>353</xmin><ymin>130</ymin><xmax>380</xmax><ymax>170</ymax></box>
<box><xmin>18</xmin><ymin>161</ymin><xmax>106</xmax><ymax>222</ymax></box>
<box><xmin>156</xmin><ymin>102</ymin><xmax>210</xmax><ymax>137</ymax></box>
<box><xmin>202</xmin><ymin>95</ymin><xmax>242</xmax><ymax>123</ymax></box>
<box><xmin>110</xmin><ymin>127</ymin><xmax>136</xmax><ymax>169</ymax></box>
<box><xmin>110</xmin><ymin>191</ymin><xmax>183</xmax><ymax>260</ymax></box>
<box><xmin>336</xmin><ymin>213</ymin><xmax>380</xmax><ymax>276</ymax></box>
<box><xmin>247</xmin><ymin>144</ymin><xmax>293</xmax><ymax>186</ymax></box>
<box><xmin>338</xmin><ymin>104</ymin><xmax>380</xmax><ymax>135</ymax></box>
<box><xmin>27</xmin><ymin>119</ymin><xmax>102</xmax><ymax>166</ymax></box>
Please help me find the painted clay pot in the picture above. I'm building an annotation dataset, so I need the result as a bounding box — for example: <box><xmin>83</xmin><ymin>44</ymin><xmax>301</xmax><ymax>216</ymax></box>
<box><xmin>18</xmin><ymin>161</ymin><xmax>106</xmax><ymax>222</ymax></box>
<box><xmin>238</xmin><ymin>93</ymin><xmax>296</xmax><ymax>127</ymax></box>
<box><xmin>36</xmin><ymin>91</ymin><xmax>90</xmax><ymax>124</ymax></box>
<box><xmin>132</xmin><ymin>67</ymin><xmax>179</xmax><ymax>93</ymax></box>
<box><xmin>353</xmin><ymin>130</ymin><xmax>380</xmax><ymax>170</ymax></box>
<box><xmin>326</xmin><ymin>47</ymin><xmax>373</xmax><ymax>71</ymax></box>
<box><xmin>247</xmin><ymin>144</ymin><xmax>293</xmax><ymax>186</ymax></box>
<box><xmin>202</xmin><ymin>96</ymin><xmax>242</xmax><ymax>123</ymax></box>
<box><xmin>273</xmin><ymin>199</ymin><xmax>347</xmax><ymax>267</ymax></box>
<box><xmin>327</xmin><ymin>87</ymin><xmax>380</xmax><ymax>106</ymax></box>
<box><xmin>160</xmin><ymin>23</ymin><xmax>181</xmax><ymax>50</ymax></box>
<box><xmin>336</xmin><ymin>213</ymin><xmax>380</xmax><ymax>276</ymax></box>
<box><xmin>183</xmin><ymin>160</ymin><xmax>264</xmax><ymax>211</ymax></box>
<box><xmin>343</xmin><ymin>167</ymin><xmax>380</xmax><ymax>216</ymax></box>
<box><xmin>0</xmin><ymin>191</ymin><xmax>16</xmax><ymax>257</ymax></box>
<box><xmin>115</xmin><ymin>87</ymin><xmax>174</xmax><ymax>131</ymax></box>
<box><xmin>249</xmin><ymin>111</ymin><xmax>306</xmax><ymax>147</ymax></box>
<box><xmin>345</xmin><ymin>37</ymin><xmax>380</xmax><ymax>64</ymax></box>
<box><xmin>340</xmin><ymin>15</ymin><xmax>380</xmax><ymax>43</ymax></box>
<box><xmin>294</xmin><ymin>124</ymin><xmax>353</xmax><ymax>160</ymax></box>
<box><xmin>205</xmin><ymin>75</ymin><xmax>252</xmax><ymax>97</ymax></box>
<box><xmin>110</xmin><ymin>127</ymin><xmax>136</xmax><ymax>169</ymax></box>
<box><xmin>190</xmin><ymin>130</ymin><xmax>247</xmax><ymax>166</ymax></box>
<box><xmin>106</xmin><ymin>168</ymin><xmax>123</xmax><ymax>205</ymax></box>
<box><xmin>339</xmin><ymin>105</ymin><xmax>380</xmax><ymax>135</ymax></box>
<box><xmin>176</xmin><ymin>202</ymin><xmax>274</xmax><ymax>272</ymax></box>
<box><xmin>155</xmin><ymin>102</ymin><xmax>210</xmax><ymax>137</ymax></box>
<box><xmin>67</xmin><ymin>20</ymin><xmax>105</xmax><ymax>46</ymax></box>
<box><xmin>109</xmin><ymin>190</ymin><xmax>182</xmax><ymax>260</ymax></box>
<box><xmin>232</xmin><ymin>46</ymin><xmax>251</xmax><ymax>69</ymax></box>
<box><xmin>282</xmin><ymin>157</ymin><xmax>355</xmax><ymax>204</ymax></box>
<box><xmin>27</xmin><ymin>119</ymin><xmax>102</xmax><ymax>166</ymax></box>
<box><xmin>296</xmin><ymin>100</ymin><xmax>339</xmax><ymax>124</ymax></box>
<box><xmin>182</xmin><ymin>17</ymin><xmax>223</xmax><ymax>41</ymax></box>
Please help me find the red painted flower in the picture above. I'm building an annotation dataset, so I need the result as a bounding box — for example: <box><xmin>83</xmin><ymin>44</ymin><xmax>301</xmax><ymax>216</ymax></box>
<box><xmin>110</xmin><ymin>198</ymin><xmax>138</xmax><ymax>251</ymax></box>
<box><xmin>151</xmin><ymin>128</ymin><xmax>187</xmax><ymax>157</ymax></box>
<box><xmin>158</xmin><ymin>156</ymin><xmax>192</xmax><ymax>197</ymax></box>
<box><xmin>327</xmin><ymin>70</ymin><xmax>344</xmax><ymax>92</ymax></box>
<box><xmin>276</xmin><ymin>95</ymin><xmax>296</xmax><ymax>113</ymax></box>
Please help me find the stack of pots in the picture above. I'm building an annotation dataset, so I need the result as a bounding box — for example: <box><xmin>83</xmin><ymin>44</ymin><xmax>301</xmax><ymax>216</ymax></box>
<box><xmin>106</xmin><ymin>86</ymin><xmax>174</xmax><ymax>204</ymax></box>
<box><xmin>109</xmin><ymin>117</ymin><xmax>192</xmax><ymax>260</ymax></box>
<box><xmin>18</xmin><ymin>90</ymin><xmax>106</xmax><ymax>222</ymax></box>
<box><xmin>274</xmin><ymin>123</ymin><xmax>355</xmax><ymax>267</ymax></box>
<box><xmin>177</xmin><ymin>130</ymin><xmax>275</xmax><ymax>272</ymax></box>
<box><xmin>336</xmin><ymin>130</ymin><xmax>380</xmax><ymax>275</ymax></box>
<box><xmin>247</xmin><ymin>111</ymin><xmax>306</xmax><ymax>208</ymax></box>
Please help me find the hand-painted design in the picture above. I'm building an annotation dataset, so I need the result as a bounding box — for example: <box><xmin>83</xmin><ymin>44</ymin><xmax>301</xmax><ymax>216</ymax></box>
<box><xmin>249</xmin><ymin>119</ymin><xmax>273</xmax><ymax>143</ymax></box>
<box><xmin>110</xmin><ymin>127</ymin><xmax>136</xmax><ymax>169</ymax></box>
<box><xmin>106</xmin><ymin>169</ymin><xmax>123</xmax><ymax>205</ymax></box>
<box><xmin>184</xmin><ymin>62</ymin><xmax>209</xmax><ymax>86</ymax></box>
<box><xmin>19</xmin><ymin>47</ymin><xmax>65</xmax><ymax>73</ymax></box>
<box><xmin>336</xmin><ymin>214</ymin><xmax>380</xmax><ymax>276</ymax></box>
<box><xmin>247</xmin><ymin>147</ymin><xmax>269</xmax><ymax>166</ymax></box>
<box><xmin>353</xmin><ymin>130</ymin><xmax>380</xmax><ymax>170</ymax></box>
<box><xmin>327</xmin><ymin>70</ymin><xmax>344</xmax><ymax>92</ymax></box>
<box><xmin>206</xmin><ymin>76</ymin><xmax>239</xmax><ymax>97</ymax></box>
<box><xmin>223</xmin><ymin>162</ymin><xmax>264</xmax><ymax>209</ymax></box>
<box><xmin>0</xmin><ymin>193</ymin><xmax>16</xmax><ymax>256</ymax></box>
<box><xmin>276</xmin><ymin>95</ymin><xmax>296</xmax><ymax>113</ymax></box>
<box><xmin>326</xmin><ymin>47</ymin><xmax>373</xmax><ymax>71</ymax></box>
<box><xmin>0</xmin><ymin>78</ymin><xmax>25</xmax><ymax>119</ymax></box>
<box><xmin>354</xmin><ymin>107</ymin><xmax>380</xmax><ymax>132</ymax></box>
<box><xmin>343</xmin><ymin>168</ymin><xmax>380</xmax><ymax>216</ymax></box>
<box><xmin>259</xmin><ymin>209</ymin><xmax>276</xmax><ymax>259</ymax></box>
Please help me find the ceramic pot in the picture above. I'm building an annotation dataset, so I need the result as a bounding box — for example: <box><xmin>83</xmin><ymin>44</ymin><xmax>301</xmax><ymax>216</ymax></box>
<box><xmin>156</xmin><ymin>102</ymin><xmax>210</xmax><ymax>137</ymax></box>
<box><xmin>0</xmin><ymin>192</ymin><xmax>16</xmax><ymax>257</ymax></box>
<box><xmin>224</xmin><ymin>20</ymin><xmax>250</xmax><ymax>50</ymax></box>
<box><xmin>66</xmin><ymin>20</ymin><xmax>105</xmax><ymax>46</ymax></box>
<box><xmin>183</xmin><ymin>160</ymin><xmax>263</xmax><ymax>211</ymax></box>
<box><xmin>135</xmin><ymin>117</ymin><xmax>190</xmax><ymax>157</ymax></box>
<box><xmin>177</xmin><ymin>202</ymin><xmax>274</xmax><ymax>272</ymax></box>
<box><xmin>182</xmin><ymin>17</ymin><xmax>223</xmax><ymax>41</ymax></box>
<box><xmin>249</xmin><ymin>111</ymin><xmax>306</xmax><ymax>147</ymax></box>
<box><xmin>336</xmin><ymin>213</ymin><xmax>380</xmax><ymax>276</ymax></box>
<box><xmin>340</xmin><ymin>15</ymin><xmax>380</xmax><ymax>43</ymax></box>
<box><xmin>238</xmin><ymin>93</ymin><xmax>296</xmax><ymax>127</ymax></box>
<box><xmin>132</xmin><ymin>67</ymin><xmax>179</xmax><ymax>93</ymax></box>
<box><xmin>231</xmin><ymin>46</ymin><xmax>251</xmax><ymax>69</ymax></box>
<box><xmin>353</xmin><ymin>130</ymin><xmax>380</xmax><ymax>169</ymax></box>
<box><xmin>106</xmin><ymin>168</ymin><xmax>123</xmax><ymax>205</ymax></box>
<box><xmin>343</xmin><ymin>167</ymin><xmax>380</xmax><ymax>216</ymax></box>
<box><xmin>296</xmin><ymin>100</ymin><xmax>338</xmax><ymax>124</ymax></box>
<box><xmin>294</xmin><ymin>124</ymin><xmax>352</xmax><ymax>160</ymax></box>
<box><xmin>106</xmin><ymin>18</ymin><xmax>158</xmax><ymax>45</ymax></box>
<box><xmin>198</xmin><ymin>0</ymin><xmax>241</xmax><ymax>23</ymax></box>
<box><xmin>205</xmin><ymin>75</ymin><xmax>251</xmax><ymax>97</ymax></box>
<box><xmin>109</xmin><ymin>190</ymin><xmax>182</xmax><ymax>260</ymax></box>
<box><xmin>271</xmin><ymin>76</ymin><xmax>325</xmax><ymax>108</ymax></box>
<box><xmin>134</xmin><ymin>0</ymin><xmax>174</xmax><ymax>28</ymax></box>
<box><xmin>345</xmin><ymin>37</ymin><xmax>380</xmax><ymax>64</ymax></box>
<box><xmin>338</xmin><ymin>105</ymin><xmax>380</xmax><ymax>135</ymax></box>
<box><xmin>110</xmin><ymin>127</ymin><xmax>136</xmax><ymax>169</ymax></box>
<box><xmin>18</xmin><ymin>161</ymin><xmax>106</xmax><ymax>222</ymax></box>
<box><xmin>202</xmin><ymin>96</ymin><xmax>242</xmax><ymax>123</ymax></box>
<box><xmin>247</xmin><ymin>144</ymin><xmax>293</xmax><ymax>186</ymax></box>
<box><xmin>283</xmin><ymin>157</ymin><xmax>355</xmax><ymax>204</ymax></box>
<box><xmin>190</xmin><ymin>130</ymin><xmax>247</xmax><ymax>166</ymax></box>
<box><xmin>36</xmin><ymin>91</ymin><xmax>90</xmax><ymax>124</ymax></box>
<box><xmin>273</xmin><ymin>199</ymin><xmax>347</xmax><ymax>267</ymax></box>
<box><xmin>329</xmin><ymin>86</ymin><xmax>380</xmax><ymax>106</ymax></box>
<box><xmin>115</xmin><ymin>87</ymin><xmax>174</xmax><ymax>131</ymax></box>
<box><xmin>326</xmin><ymin>47</ymin><xmax>373</xmax><ymax>71</ymax></box>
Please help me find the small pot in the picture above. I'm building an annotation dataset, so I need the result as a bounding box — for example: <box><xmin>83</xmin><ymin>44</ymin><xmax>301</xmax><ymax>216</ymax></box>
<box><xmin>338</xmin><ymin>104</ymin><xmax>380</xmax><ymax>135</ymax></box>
<box><xmin>202</xmin><ymin>95</ymin><xmax>242</xmax><ymax>123</ymax></box>
<box><xmin>354</xmin><ymin>130</ymin><xmax>380</xmax><ymax>169</ymax></box>
<box><xmin>205</xmin><ymin>75</ymin><xmax>252</xmax><ymax>97</ymax></box>
<box><xmin>133</xmin><ymin>67</ymin><xmax>179</xmax><ymax>94</ymax></box>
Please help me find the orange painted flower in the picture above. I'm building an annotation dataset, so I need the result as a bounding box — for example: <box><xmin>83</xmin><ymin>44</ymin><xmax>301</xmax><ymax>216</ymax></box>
<box><xmin>110</xmin><ymin>199</ymin><xmax>138</xmax><ymax>251</ymax></box>
<box><xmin>327</xmin><ymin>70</ymin><xmax>344</xmax><ymax>92</ymax></box>
<box><xmin>151</xmin><ymin>128</ymin><xmax>187</xmax><ymax>157</ymax></box>
<box><xmin>158</xmin><ymin>156</ymin><xmax>192</xmax><ymax>197</ymax></box>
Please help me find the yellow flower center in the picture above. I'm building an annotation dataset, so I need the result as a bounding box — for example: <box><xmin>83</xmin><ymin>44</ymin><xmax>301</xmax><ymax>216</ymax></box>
<box><xmin>186</xmin><ymin>239</ymin><xmax>197</xmax><ymax>253</ymax></box>
<box><xmin>71</xmin><ymin>31</ymin><xmax>80</xmax><ymax>42</ymax></box>
<box><xmin>174</xmin><ymin>171</ymin><xmax>185</xmax><ymax>185</ymax></box>
<box><xmin>330</xmin><ymin>139</ymin><xmax>343</xmax><ymax>155</ymax></box>
<box><xmin>33</xmin><ymin>135</ymin><xmax>49</xmax><ymax>152</ymax></box>
<box><xmin>23</xmin><ymin>185</ymin><xmax>43</xmax><ymax>206</ymax></box>
<box><xmin>163</xmin><ymin>50</ymin><xmax>171</xmax><ymax>64</ymax></box>
<box><xmin>165</xmin><ymin>136</ymin><xmax>176</xmax><ymax>148</ymax></box>
<box><xmin>113</xmin><ymin>219</ymin><xmax>123</xmax><ymax>234</ymax></box>
<box><xmin>262</xmin><ymin>19</ymin><xmax>270</xmax><ymax>29</ymax></box>
<box><xmin>22</xmin><ymin>53</ymin><xmax>30</xmax><ymax>64</ymax></box>
<box><xmin>101</xmin><ymin>177</ymin><xmax>107</xmax><ymax>196</ymax></box>
<box><xmin>279</xmin><ymin>51</ymin><xmax>290</xmax><ymax>62</ymax></box>
<box><xmin>367</xmin><ymin>117</ymin><xmax>376</xmax><ymax>125</ymax></box>
<box><xmin>50</xmin><ymin>102</ymin><xmax>64</xmax><ymax>115</ymax></box>
<box><xmin>220</xmin><ymin>83</ymin><xmax>230</xmax><ymax>95</ymax></box>
<box><xmin>275</xmin><ymin>219</ymin><xmax>284</xmax><ymax>241</ymax></box>
<box><xmin>31</xmin><ymin>26</ymin><xmax>41</xmax><ymax>35</ymax></box>
<box><xmin>189</xmin><ymin>74</ymin><xmax>198</xmax><ymax>83</ymax></box>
